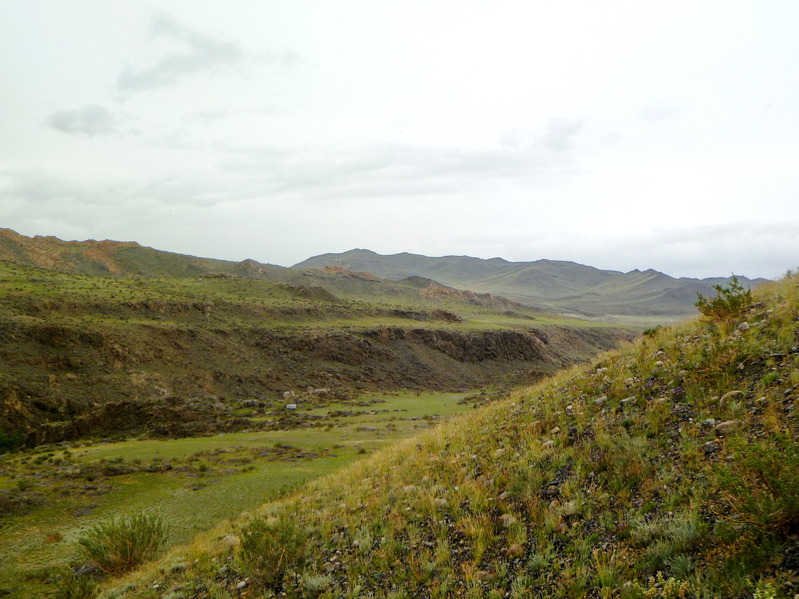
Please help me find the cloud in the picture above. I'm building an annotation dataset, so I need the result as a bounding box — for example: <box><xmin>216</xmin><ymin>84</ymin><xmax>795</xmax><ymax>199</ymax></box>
<box><xmin>45</xmin><ymin>105</ymin><xmax>118</xmax><ymax>137</ymax></box>
<box><xmin>538</xmin><ymin>118</ymin><xmax>585</xmax><ymax>152</ymax></box>
<box><xmin>117</xmin><ymin>13</ymin><xmax>242</xmax><ymax>93</ymax></box>
<box><xmin>639</xmin><ymin>105</ymin><xmax>687</xmax><ymax>122</ymax></box>
<box><xmin>218</xmin><ymin>137</ymin><xmax>583</xmax><ymax>202</ymax></box>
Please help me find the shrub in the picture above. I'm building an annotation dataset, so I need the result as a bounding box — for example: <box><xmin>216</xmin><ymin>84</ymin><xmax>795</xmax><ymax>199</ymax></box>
<box><xmin>695</xmin><ymin>275</ymin><xmax>752</xmax><ymax>325</ymax></box>
<box><xmin>238</xmin><ymin>516</ymin><xmax>306</xmax><ymax>590</ymax></box>
<box><xmin>53</xmin><ymin>569</ymin><xmax>99</xmax><ymax>599</ymax></box>
<box><xmin>0</xmin><ymin>428</ymin><xmax>24</xmax><ymax>453</ymax></box>
<box><xmin>78</xmin><ymin>511</ymin><xmax>168</xmax><ymax>576</ymax></box>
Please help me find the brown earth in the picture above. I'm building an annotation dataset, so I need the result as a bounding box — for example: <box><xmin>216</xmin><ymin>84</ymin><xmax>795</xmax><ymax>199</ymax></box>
<box><xmin>0</xmin><ymin>320</ymin><xmax>635</xmax><ymax>446</ymax></box>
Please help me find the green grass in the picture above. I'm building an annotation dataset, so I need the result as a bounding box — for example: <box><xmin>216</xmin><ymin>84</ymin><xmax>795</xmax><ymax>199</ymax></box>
<box><xmin>88</xmin><ymin>272</ymin><xmax>799</xmax><ymax>598</ymax></box>
<box><xmin>0</xmin><ymin>391</ymin><xmax>477</xmax><ymax>598</ymax></box>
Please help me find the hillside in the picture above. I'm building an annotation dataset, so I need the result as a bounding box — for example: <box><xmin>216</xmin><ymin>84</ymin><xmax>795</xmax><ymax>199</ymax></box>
<box><xmin>91</xmin><ymin>272</ymin><xmax>799</xmax><ymax>598</ymax></box>
<box><xmin>0</xmin><ymin>260</ymin><xmax>633</xmax><ymax>448</ymax></box>
<box><xmin>0</xmin><ymin>229</ymin><xmax>768</xmax><ymax>324</ymax></box>
<box><xmin>295</xmin><ymin>249</ymin><xmax>768</xmax><ymax>322</ymax></box>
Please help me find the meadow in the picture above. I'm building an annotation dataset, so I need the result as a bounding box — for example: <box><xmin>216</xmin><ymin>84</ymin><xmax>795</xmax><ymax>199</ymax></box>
<box><xmin>0</xmin><ymin>391</ymin><xmax>480</xmax><ymax>597</ymax></box>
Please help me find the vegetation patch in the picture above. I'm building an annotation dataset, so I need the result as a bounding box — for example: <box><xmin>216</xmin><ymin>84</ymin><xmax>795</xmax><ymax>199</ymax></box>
<box><xmin>78</xmin><ymin>512</ymin><xmax>167</xmax><ymax>576</ymax></box>
<box><xmin>86</xmin><ymin>272</ymin><xmax>799</xmax><ymax>598</ymax></box>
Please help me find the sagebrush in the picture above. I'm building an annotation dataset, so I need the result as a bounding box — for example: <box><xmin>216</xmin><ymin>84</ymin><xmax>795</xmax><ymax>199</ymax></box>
<box><xmin>78</xmin><ymin>511</ymin><xmax>167</xmax><ymax>576</ymax></box>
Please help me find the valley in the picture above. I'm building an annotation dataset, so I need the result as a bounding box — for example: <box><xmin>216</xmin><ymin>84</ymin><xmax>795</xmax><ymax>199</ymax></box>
<box><xmin>0</xmin><ymin>234</ymin><xmax>637</xmax><ymax>597</ymax></box>
<box><xmin>1</xmin><ymin>229</ymin><xmax>792</xmax><ymax>598</ymax></box>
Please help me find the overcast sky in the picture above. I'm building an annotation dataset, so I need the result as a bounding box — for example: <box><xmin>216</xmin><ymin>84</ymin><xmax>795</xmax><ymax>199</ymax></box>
<box><xmin>1</xmin><ymin>1</ymin><xmax>797</xmax><ymax>279</ymax></box>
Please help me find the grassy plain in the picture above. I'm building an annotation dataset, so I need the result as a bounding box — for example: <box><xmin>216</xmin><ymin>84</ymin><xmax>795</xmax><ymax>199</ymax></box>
<box><xmin>0</xmin><ymin>391</ymin><xmax>478</xmax><ymax>597</ymax></box>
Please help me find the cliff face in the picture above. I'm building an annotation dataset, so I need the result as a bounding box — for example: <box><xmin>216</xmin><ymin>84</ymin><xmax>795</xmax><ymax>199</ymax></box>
<box><xmin>0</xmin><ymin>319</ymin><xmax>634</xmax><ymax>445</ymax></box>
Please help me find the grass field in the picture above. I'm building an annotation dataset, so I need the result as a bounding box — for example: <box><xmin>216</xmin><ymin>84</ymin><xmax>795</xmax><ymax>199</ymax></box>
<box><xmin>0</xmin><ymin>391</ymin><xmax>480</xmax><ymax>598</ymax></box>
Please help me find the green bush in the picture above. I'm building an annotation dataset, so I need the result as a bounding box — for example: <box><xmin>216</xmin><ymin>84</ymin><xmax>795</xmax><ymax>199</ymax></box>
<box><xmin>78</xmin><ymin>511</ymin><xmax>167</xmax><ymax>576</ymax></box>
<box><xmin>238</xmin><ymin>516</ymin><xmax>306</xmax><ymax>590</ymax></box>
<box><xmin>695</xmin><ymin>275</ymin><xmax>752</xmax><ymax>325</ymax></box>
<box><xmin>718</xmin><ymin>435</ymin><xmax>799</xmax><ymax>533</ymax></box>
<box><xmin>0</xmin><ymin>428</ymin><xmax>24</xmax><ymax>453</ymax></box>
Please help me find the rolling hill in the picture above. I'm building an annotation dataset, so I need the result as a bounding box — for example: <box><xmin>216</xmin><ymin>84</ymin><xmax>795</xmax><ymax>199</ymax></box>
<box><xmin>85</xmin><ymin>264</ymin><xmax>799</xmax><ymax>598</ymax></box>
<box><xmin>294</xmin><ymin>249</ymin><xmax>769</xmax><ymax>322</ymax></box>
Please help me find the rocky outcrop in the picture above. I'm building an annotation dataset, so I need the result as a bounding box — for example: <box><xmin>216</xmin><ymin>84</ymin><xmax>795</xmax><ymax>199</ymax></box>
<box><xmin>0</xmin><ymin>320</ymin><xmax>635</xmax><ymax>447</ymax></box>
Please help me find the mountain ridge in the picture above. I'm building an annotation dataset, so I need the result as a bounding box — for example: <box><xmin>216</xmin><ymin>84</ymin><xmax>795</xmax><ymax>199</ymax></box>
<box><xmin>294</xmin><ymin>248</ymin><xmax>768</xmax><ymax>321</ymax></box>
<box><xmin>0</xmin><ymin>229</ymin><xmax>768</xmax><ymax>323</ymax></box>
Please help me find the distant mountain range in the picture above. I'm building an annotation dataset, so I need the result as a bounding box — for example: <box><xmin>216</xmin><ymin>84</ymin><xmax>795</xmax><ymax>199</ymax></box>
<box><xmin>0</xmin><ymin>229</ymin><xmax>767</xmax><ymax>322</ymax></box>
<box><xmin>295</xmin><ymin>249</ymin><xmax>768</xmax><ymax>321</ymax></box>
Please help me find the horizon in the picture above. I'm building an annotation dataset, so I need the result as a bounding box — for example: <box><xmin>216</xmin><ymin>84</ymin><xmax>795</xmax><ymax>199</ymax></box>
<box><xmin>1</xmin><ymin>2</ymin><xmax>797</xmax><ymax>280</ymax></box>
<box><xmin>2</xmin><ymin>227</ymin><xmax>774</xmax><ymax>282</ymax></box>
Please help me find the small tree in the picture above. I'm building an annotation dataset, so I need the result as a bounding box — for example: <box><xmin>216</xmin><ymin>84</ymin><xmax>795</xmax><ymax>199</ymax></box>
<box><xmin>695</xmin><ymin>275</ymin><xmax>752</xmax><ymax>325</ymax></box>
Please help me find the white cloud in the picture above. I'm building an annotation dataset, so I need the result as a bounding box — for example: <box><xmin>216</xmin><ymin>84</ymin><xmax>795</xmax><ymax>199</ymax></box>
<box><xmin>0</xmin><ymin>1</ymin><xmax>797</xmax><ymax>280</ymax></box>
<box><xmin>46</xmin><ymin>105</ymin><xmax>119</xmax><ymax>137</ymax></box>
<box><xmin>116</xmin><ymin>12</ymin><xmax>243</xmax><ymax>93</ymax></box>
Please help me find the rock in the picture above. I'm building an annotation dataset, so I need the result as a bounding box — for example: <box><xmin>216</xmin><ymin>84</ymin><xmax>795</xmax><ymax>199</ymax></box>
<box><xmin>221</xmin><ymin>534</ymin><xmax>240</xmax><ymax>548</ymax></box>
<box><xmin>594</xmin><ymin>395</ymin><xmax>607</xmax><ymax>406</ymax></box>
<box><xmin>236</xmin><ymin>580</ymin><xmax>248</xmax><ymax>590</ymax></box>
<box><xmin>541</xmin><ymin>440</ymin><xmax>555</xmax><ymax>450</ymax></box>
<box><xmin>499</xmin><ymin>513</ymin><xmax>517</xmax><ymax>527</ymax></box>
<box><xmin>715</xmin><ymin>420</ymin><xmax>741</xmax><ymax>437</ymax></box>
<box><xmin>73</xmin><ymin>564</ymin><xmax>101</xmax><ymax>577</ymax></box>
<box><xmin>286</xmin><ymin>403</ymin><xmax>297</xmax><ymax>410</ymax></box>
<box><xmin>737</xmin><ymin>321</ymin><xmax>750</xmax><ymax>331</ymax></box>
<box><xmin>719</xmin><ymin>390</ymin><xmax>744</xmax><ymax>407</ymax></box>
<box><xmin>596</xmin><ymin>367</ymin><xmax>609</xmax><ymax>376</ymax></box>
<box><xmin>678</xmin><ymin>370</ymin><xmax>687</xmax><ymax>378</ymax></box>
<box><xmin>508</xmin><ymin>543</ymin><xmax>525</xmax><ymax>557</ymax></box>
<box><xmin>550</xmin><ymin>426</ymin><xmax>561</xmax><ymax>435</ymax></box>
<box><xmin>620</xmin><ymin>397</ymin><xmax>636</xmax><ymax>406</ymax></box>
<box><xmin>403</xmin><ymin>484</ymin><xmax>418</xmax><ymax>494</ymax></box>
<box><xmin>703</xmin><ymin>418</ymin><xmax>716</xmax><ymax>427</ymax></box>
<box><xmin>434</xmin><ymin>498</ymin><xmax>448</xmax><ymax>508</ymax></box>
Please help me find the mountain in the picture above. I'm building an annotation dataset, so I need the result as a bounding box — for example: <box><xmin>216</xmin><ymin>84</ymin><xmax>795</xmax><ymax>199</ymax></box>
<box><xmin>294</xmin><ymin>249</ymin><xmax>769</xmax><ymax>321</ymax></box>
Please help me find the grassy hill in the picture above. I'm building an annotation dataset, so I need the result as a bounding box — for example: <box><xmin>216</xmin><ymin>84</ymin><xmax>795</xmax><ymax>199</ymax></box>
<box><xmin>81</xmin><ymin>271</ymin><xmax>799</xmax><ymax>598</ymax></box>
<box><xmin>0</xmin><ymin>234</ymin><xmax>638</xmax><ymax>597</ymax></box>
<box><xmin>0</xmin><ymin>259</ymin><xmax>633</xmax><ymax>449</ymax></box>
<box><xmin>1</xmin><ymin>229</ymin><xmax>769</xmax><ymax>324</ymax></box>
<box><xmin>295</xmin><ymin>249</ymin><xmax>768</xmax><ymax>323</ymax></box>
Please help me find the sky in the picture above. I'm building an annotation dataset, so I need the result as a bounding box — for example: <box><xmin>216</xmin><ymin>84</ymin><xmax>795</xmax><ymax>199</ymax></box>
<box><xmin>1</xmin><ymin>1</ymin><xmax>798</xmax><ymax>280</ymax></box>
